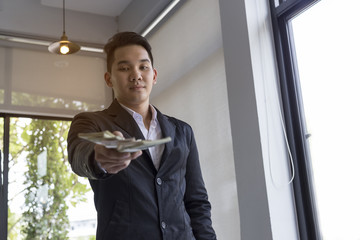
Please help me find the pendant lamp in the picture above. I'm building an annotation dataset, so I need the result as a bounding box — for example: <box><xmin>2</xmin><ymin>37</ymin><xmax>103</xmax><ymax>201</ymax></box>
<box><xmin>48</xmin><ymin>0</ymin><xmax>80</xmax><ymax>55</ymax></box>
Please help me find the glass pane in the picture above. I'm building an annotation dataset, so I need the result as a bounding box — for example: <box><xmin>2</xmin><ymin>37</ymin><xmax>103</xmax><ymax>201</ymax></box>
<box><xmin>292</xmin><ymin>0</ymin><xmax>360</xmax><ymax>239</ymax></box>
<box><xmin>0</xmin><ymin>47</ymin><xmax>5</xmax><ymax>104</ymax></box>
<box><xmin>0</xmin><ymin>117</ymin><xmax>3</xmax><ymax>182</ymax></box>
<box><xmin>7</xmin><ymin>117</ymin><xmax>96</xmax><ymax>240</ymax></box>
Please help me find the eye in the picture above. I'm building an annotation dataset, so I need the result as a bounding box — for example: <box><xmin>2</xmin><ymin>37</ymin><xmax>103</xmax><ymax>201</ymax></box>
<box><xmin>118</xmin><ymin>66</ymin><xmax>129</xmax><ymax>71</ymax></box>
<box><xmin>140</xmin><ymin>65</ymin><xmax>150</xmax><ymax>70</ymax></box>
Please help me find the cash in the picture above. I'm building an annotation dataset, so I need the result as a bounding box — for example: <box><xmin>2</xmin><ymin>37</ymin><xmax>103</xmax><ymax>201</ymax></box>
<box><xmin>78</xmin><ymin>131</ymin><xmax>171</xmax><ymax>152</ymax></box>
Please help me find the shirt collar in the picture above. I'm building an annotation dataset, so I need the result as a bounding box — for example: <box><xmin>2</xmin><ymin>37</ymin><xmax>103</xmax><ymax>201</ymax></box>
<box><xmin>120</xmin><ymin>103</ymin><xmax>158</xmax><ymax>123</ymax></box>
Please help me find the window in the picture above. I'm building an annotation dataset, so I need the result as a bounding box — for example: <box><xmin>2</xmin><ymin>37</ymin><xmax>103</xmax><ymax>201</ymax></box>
<box><xmin>0</xmin><ymin>41</ymin><xmax>106</xmax><ymax>240</ymax></box>
<box><xmin>271</xmin><ymin>0</ymin><xmax>360</xmax><ymax>239</ymax></box>
<box><xmin>269</xmin><ymin>0</ymin><xmax>321</xmax><ymax>239</ymax></box>
<box><xmin>0</xmin><ymin>45</ymin><xmax>111</xmax><ymax>117</ymax></box>
<box><xmin>1</xmin><ymin>115</ymin><xmax>96</xmax><ymax>239</ymax></box>
<box><xmin>292</xmin><ymin>1</ymin><xmax>360</xmax><ymax>239</ymax></box>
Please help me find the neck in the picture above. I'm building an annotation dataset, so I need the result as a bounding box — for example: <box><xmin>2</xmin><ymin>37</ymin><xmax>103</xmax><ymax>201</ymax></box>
<box><xmin>117</xmin><ymin>100</ymin><xmax>152</xmax><ymax>128</ymax></box>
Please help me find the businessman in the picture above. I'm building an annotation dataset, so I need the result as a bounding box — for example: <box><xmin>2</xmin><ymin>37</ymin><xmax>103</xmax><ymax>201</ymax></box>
<box><xmin>67</xmin><ymin>32</ymin><xmax>216</xmax><ymax>240</ymax></box>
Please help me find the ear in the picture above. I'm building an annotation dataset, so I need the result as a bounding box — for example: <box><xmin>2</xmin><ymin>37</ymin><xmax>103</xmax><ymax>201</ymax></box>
<box><xmin>104</xmin><ymin>72</ymin><xmax>113</xmax><ymax>87</ymax></box>
<box><xmin>153</xmin><ymin>68</ymin><xmax>158</xmax><ymax>85</ymax></box>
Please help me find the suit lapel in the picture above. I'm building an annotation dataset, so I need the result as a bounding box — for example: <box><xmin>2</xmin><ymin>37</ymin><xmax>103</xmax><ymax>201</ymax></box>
<box><xmin>105</xmin><ymin>100</ymin><xmax>152</xmax><ymax>160</ymax></box>
<box><xmin>105</xmin><ymin>100</ymin><xmax>144</xmax><ymax>139</ymax></box>
<box><xmin>105</xmin><ymin>100</ymin><xmax>176</xmax><ymax>171</ymax></box>
<box><xmin>156</xmin><ymin>109</ymin><xmax>176</xmax><ymax>169</ymax></box>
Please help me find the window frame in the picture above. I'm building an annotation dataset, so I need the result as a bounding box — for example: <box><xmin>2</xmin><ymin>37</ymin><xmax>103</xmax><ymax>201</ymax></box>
<box><xmin>269</xmin><ymin>0</ymin><xmax>322</xmax><ymax>239</ymax></box>
<box><xmin>0</xmin><ymin>113</ymin><xmax>72</xmax><ymax>239</ymax></box>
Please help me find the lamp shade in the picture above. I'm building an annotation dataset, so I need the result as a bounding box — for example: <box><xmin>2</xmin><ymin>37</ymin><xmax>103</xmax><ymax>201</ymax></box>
<box><xmin>48</xmin><ymin>33</ymin><xmax>80</xmax><ymax>55</ymax></box>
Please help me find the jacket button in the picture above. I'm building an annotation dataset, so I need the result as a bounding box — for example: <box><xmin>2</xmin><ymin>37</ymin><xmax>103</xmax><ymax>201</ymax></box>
<box><xmin>156</xmin><ymin>177</ymin><xmax>162</xmax><ymax>185</ymax></box>
<box><xmin>161</xmin><ymin>221</ymin><xmax>166</xmax><ymax>229</ymax></box>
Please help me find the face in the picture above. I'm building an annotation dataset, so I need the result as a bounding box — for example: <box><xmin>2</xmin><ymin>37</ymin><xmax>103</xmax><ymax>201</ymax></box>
<box><xmin>104</xmin><ymin>45</ymin><xmax>157</xmax><ymax>108</ymax></box>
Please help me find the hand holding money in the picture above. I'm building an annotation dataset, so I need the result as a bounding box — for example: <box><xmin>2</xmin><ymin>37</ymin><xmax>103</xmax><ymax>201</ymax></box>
<box><xmin>92</xmin><ymin>131</ymin><xmax>142</xmax><ymax>174</ymax></box>
<box><xmin>78</xmin><ymin>130</ymin><xmax>171</xmax><ymax>174</ymax></box>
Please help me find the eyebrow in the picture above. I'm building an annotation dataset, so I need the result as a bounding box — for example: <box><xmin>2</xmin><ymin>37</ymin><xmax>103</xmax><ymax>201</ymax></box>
<box><xmin>116</xmin><ymin>59</ymin><xmax>151</xmax><ymax>65</ymax></box>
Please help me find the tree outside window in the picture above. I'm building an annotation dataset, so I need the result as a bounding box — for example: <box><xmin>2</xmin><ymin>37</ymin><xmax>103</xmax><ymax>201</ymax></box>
<box><xmin>2</xmin><ymin>117</ymin><xmax>95</xmax><ymax>240</ymax></box>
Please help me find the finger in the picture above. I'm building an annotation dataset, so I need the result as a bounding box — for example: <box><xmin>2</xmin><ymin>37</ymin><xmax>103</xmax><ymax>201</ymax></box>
<box><xmin>95</xmin><ymin>153</ymin><xmax>131</xmax><ymax>166</ymax></box>
<box><xmin>102</xmin><ymin>159</ymin><xmax>135</xmax><ymax>174</ymax></box>
<box><xmin>113</xmin><ymin>131</ymin><xmax>124</xmax><ymax>138</ymax></box>
<box><xmin>106</xmin><ymin>160</ymin><xmax>131</xmax><ymax>173</ymax></box>
<box><xmin>99</xmin><ymin>151</ymin><xmax>141</xmax><ymax>173</ymax></box>
<box><xmin>131</xmin><ymin>150</ymin><xmax>143</xmax><ymax>159</ymax></box>
<box><xmin>94</xmin><ymin>144</ymin><xmax>131</xmax><ymax>161</ymax></box>
<box><xmin>100</xmin><ymin>151</ymin><xmax>140</xmax><ymax>167</ymax></box>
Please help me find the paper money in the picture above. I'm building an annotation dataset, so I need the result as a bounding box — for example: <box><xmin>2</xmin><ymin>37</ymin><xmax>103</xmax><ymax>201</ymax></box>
<box><xmin>78</xmin><ymin>131</ymin><xmax>171</xmax><ymax>152</ymax></box>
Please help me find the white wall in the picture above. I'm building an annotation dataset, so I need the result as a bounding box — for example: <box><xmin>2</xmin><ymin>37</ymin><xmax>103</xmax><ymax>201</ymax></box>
<box><xmin>150</xmin><ymin>1</ymin><xmax>240</xmax><ymax>239</ymax></box>
<box><xmin>152</xmin><ymin>48</ymin><xmax>240</xmax><ymax>239</ymax></box>
<box><xmin>219</xmin><ymin>0</ymin><xmax>299</xmax><ymax>238</ymax></box>
<box><xmin>151</xmin><ymin>0</ymin><xmax>299</xmax><ymax>239</ymax></box>
<box><xmin>243</xmin><ymin>0</ymin><xmax>299</xmax><ymax>239</ymax></box>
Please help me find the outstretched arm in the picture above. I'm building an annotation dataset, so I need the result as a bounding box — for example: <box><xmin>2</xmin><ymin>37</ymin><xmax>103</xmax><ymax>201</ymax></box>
<box><xmin>67</xmin><ymin>113</ymin><xmax>141</xmax><ymax>179</ymax></box>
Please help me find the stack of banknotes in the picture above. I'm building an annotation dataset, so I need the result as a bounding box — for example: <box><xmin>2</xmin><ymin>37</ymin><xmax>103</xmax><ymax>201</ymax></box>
<box><xmin>78</xmin><ymin>131</ymin><xmax>171</xmax><ymax>152</ymax></box>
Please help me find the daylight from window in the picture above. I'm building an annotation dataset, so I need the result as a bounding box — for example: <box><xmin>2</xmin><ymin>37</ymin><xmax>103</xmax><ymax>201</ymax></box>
<box><xmin>292</xmin><ymin>0</ymin><xmax>360</xmax><ymax>239</ymax></box>
<box><xmin>5</xmin><ymin>118</ymin><xmax>96</xmax><ymax>240</ymax></box>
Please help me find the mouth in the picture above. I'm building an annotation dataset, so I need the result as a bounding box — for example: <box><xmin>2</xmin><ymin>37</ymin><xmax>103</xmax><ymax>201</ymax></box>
<box><xmin>130</xmin><ymin>85</ymin><xmax>145</xmax><ymax>91</ymax></box>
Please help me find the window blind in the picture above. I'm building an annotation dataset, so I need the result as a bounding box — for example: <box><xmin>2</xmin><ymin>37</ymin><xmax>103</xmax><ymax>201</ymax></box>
<box><xmin>0</xmin><ymin>46</ymin><xmax>112</xmax><ymax>117</ymax></box>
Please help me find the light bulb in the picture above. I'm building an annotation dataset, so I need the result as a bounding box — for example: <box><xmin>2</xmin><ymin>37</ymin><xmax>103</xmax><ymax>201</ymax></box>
<box><xmin>60</xmin><ymin>44</ymin><xmax>70</xmax><ymax>54</ymax></box>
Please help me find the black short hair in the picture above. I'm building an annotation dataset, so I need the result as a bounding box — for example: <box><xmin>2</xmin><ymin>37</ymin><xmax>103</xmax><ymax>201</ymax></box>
<box><xmin>103</xmin><ymin>32</ymin><xmax>154</xmax><ymax>72</ymax></box>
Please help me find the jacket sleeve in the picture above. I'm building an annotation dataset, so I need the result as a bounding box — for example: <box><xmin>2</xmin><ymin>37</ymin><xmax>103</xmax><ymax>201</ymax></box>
<box><xmin>183</xmin><ymin>126</ymin><xmax>217</xmax><ymax>240</ymax></box>
<box><xmin>67</xmin><ymin>112</ymin><xmax>107</xmax><ymax>180</ymax></box>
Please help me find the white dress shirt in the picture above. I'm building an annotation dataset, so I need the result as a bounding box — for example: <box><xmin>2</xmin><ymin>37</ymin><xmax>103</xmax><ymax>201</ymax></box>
<box><xmin>121</xmin><ymin>104</ymin><xmax>164</xmax><ymax>170</ymax></box>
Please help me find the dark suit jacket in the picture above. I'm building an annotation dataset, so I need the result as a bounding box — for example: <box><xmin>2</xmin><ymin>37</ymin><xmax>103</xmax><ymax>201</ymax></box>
<box><xmin>67</xmin><ymin>100</ymin><xmax>216</xmax><ymax>240</ymax></box>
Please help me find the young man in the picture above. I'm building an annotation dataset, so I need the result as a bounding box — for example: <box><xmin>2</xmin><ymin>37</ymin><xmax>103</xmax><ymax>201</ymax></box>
<box><xmin>67</xmin><ymin>32</ymin><xmax>216</xmax><ymax>240</ymax></box>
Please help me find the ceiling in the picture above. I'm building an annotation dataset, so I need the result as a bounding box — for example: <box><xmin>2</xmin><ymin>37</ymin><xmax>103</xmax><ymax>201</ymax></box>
<box><xmin>40</xmin><ymin>0</ymin><xmax>133</xmax><ymax>17</ymax></box>
<box><xmin>0</xmin><ymin>0</ymin><xmax>223</xmax><ymax>99</ymax></box>
<box><xmin>0</xmin><ymin>0</ymin><xmax>178</xmax><ymax>46</ymax></box>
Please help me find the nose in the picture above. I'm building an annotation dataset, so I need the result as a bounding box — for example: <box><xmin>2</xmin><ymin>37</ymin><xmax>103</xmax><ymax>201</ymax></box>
<box><xmin>130</xmin><ymin>69</ymin><xmax>142</xmax><ymax>82</ymax></box>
